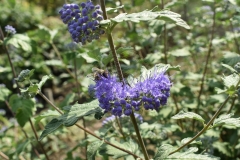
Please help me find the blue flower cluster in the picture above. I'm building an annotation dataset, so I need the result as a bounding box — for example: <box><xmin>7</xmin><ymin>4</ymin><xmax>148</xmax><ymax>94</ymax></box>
<box><xmin>59</xmin><ymin>0</ymin><xmax>104</xmax><ymax>45</ymax></box>
<box><xmin>5</xmin><ymin>25</ymin><xmax>16</xmax><ymax>35</ymax></box>
<box><xmin>89</xmin><ymin>69</ymin><xmax>171</xmax><ymax>117</ymax></box>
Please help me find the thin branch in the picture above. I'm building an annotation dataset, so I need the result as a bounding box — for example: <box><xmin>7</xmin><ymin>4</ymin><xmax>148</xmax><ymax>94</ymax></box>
<box><xmin>196</xmin><ymin>2</ymin><xmax>216</xmax><ymax>111</ymax></box>
<box><xmin>0</xmin><ymin>151</ymin><xmax>9</xmax><ymax>160</ymax></box>
<box><xmin>0</xmin><ymin>26</ymin><xmax>49</xmax><ymax>160</ymax></box>
<box><xmin>169</xmin><ymin>95</ymin><xmax>231</xmax><ymax>155</ymax></box>
<box><xmin>38</xmin><ymin>91</ymin><xmax>141</xmax><ymax>159</ymax></box>
<box><xmin>100</xmin><ymin>0</ymin><xmax>149</xmax><ymax>159</ymax></box>
<box><xmin>229</xmin><ymin>20</ymin><xmax>240</xmax><ymax>54</ymax></box>
<box><xmin>74</xmin><ymin>58</ymin><xmax>87</xmax><ymax>159</ymax></box>
<box><xmin>29</xmin><ymin>118</ymin><xmax>50</xmax><ymax>160</ymax></box>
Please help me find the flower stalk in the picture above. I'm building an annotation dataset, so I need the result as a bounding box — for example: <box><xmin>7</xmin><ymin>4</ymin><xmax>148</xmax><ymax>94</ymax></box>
<box><xmin>99</xmin><ymin>0</ymin><xmax>150</xmax><ymax>159</ymax></box>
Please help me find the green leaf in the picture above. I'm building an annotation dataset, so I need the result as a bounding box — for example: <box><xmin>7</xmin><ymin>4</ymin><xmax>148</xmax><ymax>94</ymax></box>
<box><xmin>116</xmin><ymin>47</ymin><xmax>134</xmax><ymax>55</ymax></box>
<box><xmin>39</xmin><ymin>117</ymin><xmax>64</xmax><ymax>141</ymax></box>
<box><xmin>38</xmin><ymin>75</ymin><xmax>53</xmax><ymax>90</ymax></box>
<box><xmin>222</xmin><ymin>73</ymin><xmax>240</xmax><ymax>88</ymax></box>
<box><xmin>20</xmin><ymin>84</ymin><xmax>39</xmax><ymax>98</ymax></box>
<box><xmin>181</xmin><ymin>138</ymin><xmax>202</xmax><ymax>145</ymax></box>
<box><xmin>37</xmin><ymin>25</ymin><xmax>58</xmax><ymax>43</ymax></box>
<box><xmin>15</xmin><ymin>69</ymin><xmax>34</xmax><ymax>82</ymax></box>
<box><xmin>45</xmin><ymin>60</ymin><xmax>63</xmax><ymax>66</ymax></box>
<box><xmin>63</xmin><ymin>100</ymin><xmax>101</xmax><ymax>126</ymax></box>
<box><xmin>222</xmin><ymin>51</ymin><xmax>240</xmax><ymax>66</ymax></box>
<box><xmin>16</xmin><ymin>139</ymin><xmax>31</xmax><ymax>155</ymax></box>
<box><xmin>213</xmin><ymin>142</ymin><xmax>232</xmax><ymax>157</ymax></box>
<box><xmin>154</xmin><ymin>144</ymin><xmax>175</xmax><ymax>160</ymax></box>
<box><xmin>167</xmin><ymin>147</ymin><xmax>220</xmax><ymax>160</ymax></box>
<box><xmin>110</xmin><ymin>8</ymin><xmax>190</xmax><ymax>29</ymax></box>
<box><xmin>171</xmin><ymin>111</ymin><xmax>205</xmax><ymax>123</ymax></box>
<box><xmin>106</xmin><ymin>138</ymin><xmax>137</xmax><ymax>158</ymax></box>
<box><xmin>213</xmin><ymin>113</ymin><xmax>240</xmax><ymax>129</ymax></box>
<box><xmin>39</xmin><ymin>100</ymin><xmax>101</xmax><ymax>140</ymax></box>
<box><xmin>35</xmin><ymin>110</ymin><xmax>60</xmax><ymax>123</ymax></box>
<box><xmin>4</xmin><ymin>34</ymin><xmax>32</xmax><ymax>52</ymax></box>
<box><xmin>106</xmin><ymin>5</ymin><xmax>124</xmax><ymax>13</ymax></box>
<box><xmin>87</xmin><ymin>140</ymin><xmax>104</xmax><ymax>160</ymax></box>
<box><xmin>170</xmin><ymin>47</ymin><xmax>191</xmax><ymax>57</ymax></box>
<box><xmin>0</xmin><ymin>86</ymin><xmax>11</xmax><ymax>101</ymax></box>
<box><xmin>128</xmin><ymin>63</ymin><xmax>180</xmax><ymax>86</ymax></box>
<box><xmin>221</xmin><ymin>63</ymin><xmax>237</xmax><ymax>73</ymax></box>
<box><xmin>9</xmin><ymin>94</ymin><xmax>35</xmax><ymax>127</ymax></box>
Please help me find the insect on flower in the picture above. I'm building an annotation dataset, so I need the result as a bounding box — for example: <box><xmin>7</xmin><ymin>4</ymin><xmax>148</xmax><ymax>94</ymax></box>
<box><xmin>92</xmin><ymin>67</ymin><xmax>109</xmax><ymax>80</ymax></box>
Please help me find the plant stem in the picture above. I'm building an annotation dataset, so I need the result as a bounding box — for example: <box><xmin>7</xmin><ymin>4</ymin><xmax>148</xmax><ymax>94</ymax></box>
<box><xmin>0</xmin><ymin>27</ymin><xmax>50</xmax><ymax>160</ymax></box>
<box><xmin>39</xmin><ymin>92</ymin><xmax>64</xmax><ymax>114</ymax></box>
<box><xmin>130</xmin><ymin>113</ymin><xmax>150</xmax><ymax>160</ymax></box>
<box><xmin>169</xmin><ymin>95</ymin><xmax>231</xmax><ymax>155</ymax></box>
<box><xmin>227</xmin><ymin>97</ymin><xmax>236</xmax><ymax>114</ymax></box>
<box><xmin>29</xmin><ymin>118</ymin><xmax>50</xmax><ymax>160</ymax></box>
<box><xmin>229</xmin><ymin>20</ymin><xmax>240</xmax><ymax>54</ymax></box>
<box><xmin>0</xmin><ymin>151</ymin><xmax>9</xmax><ymax>160</ymax></box>
<box><xmin>100</xmin><ymin>0</ymin><xmax>149</xmax><ymax>159</ymax></box>
<box><xmin>38</xmin><ymin>91</ymin><xmax>141</xmax><ymax>159</ymax></box>
<box><xmin>196</xmin><ymin>2</ymin><xmax>216</xmax><ymax>111</ymax></box>
<box><xmin>74</xmin><ymin>58</ymin><xmax>88</xmax><ymax>159</ymax></box>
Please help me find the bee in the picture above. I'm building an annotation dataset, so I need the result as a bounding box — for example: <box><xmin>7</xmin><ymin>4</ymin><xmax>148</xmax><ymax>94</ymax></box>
<box><xmin>92</xmin><ymin>67</ymin><xmax>109</xmax><ymax>80</ymax></box>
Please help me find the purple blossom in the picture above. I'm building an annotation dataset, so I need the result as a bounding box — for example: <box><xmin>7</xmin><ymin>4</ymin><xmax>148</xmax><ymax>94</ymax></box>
<box><xmin>89</xmin><ymin>66</ymin><xmax>171</xmax><ymax>116</ymax></box>
<box><xmin>5</xmin><ymin>25</ymin><xmax>16</xmax><ymax>35</ymax></box>
<box><xmin>59</xmin><ymin>0</ymin><xmax>104</xmax><ymax>45</ymax></box>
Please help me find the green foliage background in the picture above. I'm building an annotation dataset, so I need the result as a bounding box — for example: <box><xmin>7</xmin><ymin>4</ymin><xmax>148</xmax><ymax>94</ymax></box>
<box><xmin>0</xmin><ymin>0</ymin><xmax>240</xmax><ymax>159</ymax></box>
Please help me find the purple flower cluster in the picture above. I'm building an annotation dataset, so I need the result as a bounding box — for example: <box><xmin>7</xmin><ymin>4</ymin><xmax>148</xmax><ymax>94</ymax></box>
<box><xmin>5</xmin><ymin>25</ymin><xmax>16</xmax><ymax>35</ymax></box>
<box><xmin>59</xmin><ymin>1</ymin><xmax>104</xmax><ymax>45</ymax></box>
<box><xmin>89</xmin><ymin>69</ymin><xmax>171</xmax><ymax>117</ymax></box>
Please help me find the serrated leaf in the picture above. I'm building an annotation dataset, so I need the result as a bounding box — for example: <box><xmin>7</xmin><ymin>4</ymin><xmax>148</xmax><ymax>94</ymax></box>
<box><xmin>87</xmin><ymin>140</ymin><xmax>104</xmax><ymax>160</ymax></box>
<box><xmin>110</xmin><ymin>8</ymin><xmax>190</xmax><ymax>29</ymax></box>
<box><xmin>39</xmin><ymin>100</ymin><xmax>101</xmax><ymax>140</ymax></box>
<box><xmin>167</xmin><ymin>147</ymin><xmax>220</xmax><ymax>160</ymax></box>
<box><xmin>35</xmin><ymin>110</ymin><xmax>60</xmax><ymax>123</ymax></box>
<box><xmin>15</xmin><ymin>69</ymin><xmax>34</xmax><ymax>82</ymax></box>
<box><xmin>129</xmin><ymin>63</ymin><xmax>179</xmax><ymax>86</ymax></box>
<box><xmin>213</xmin><ymin>142</ymin><xmax>232</xmax><ymax>157</ymax></box>
<box><xmin>106</xmin><ymin>138</ymin><xmax>133</xmax><ymax>158</ymax></box>
<box><xmin>221</xmin><ymin>63</ymin><xmax>237</xmax><ymax>73</ymax></box>
<box><xmin>9</xmin><ymin>94</ymin><xmax>35</xmax><ymax>127</ymax></box>
<box><xmin>63</xmin><ymin>100</ymin><xmax>101</xmax><ymax>126</ymax></box>
<box><xmin>154</xmin><ymin>144</ymin><xmax>175</xmax><ymax>160</ymax></box>
<box><xmin>172</xmin><ymin>111</ymin><xmax>205</xmax><ymax>123</ymax></box>
<box><xmin>38</xmin><ymin>75</ymin><xmax>53</xmax><ymax>90</ymax></box>
<box><xmin>222</xmin><ymin>51</ymin><xmax>240</xmax><ymax>66</ymax></box>
<box><xmin>222</xmin><ymin>73</ymin><xmax>240</xmax><ymax>89</ymax></box>
<box><xmin>4</xmin><ymin>34</ymin><xmax>32</xmax><ymax>52</ymax></box>
<box><xmin>213</xmin><ymin>113</ymin><xmax>240</xmax><ymax>128</ymax></box>
<box><xmin>0</xmin><ymin>86</ymin><xmax>11</xmax><ymax>101</ymax></box>
<box><xmin>39</xmin><ymin>117</ymin><xmax>64</xmax><ymax>140</ymax></box>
